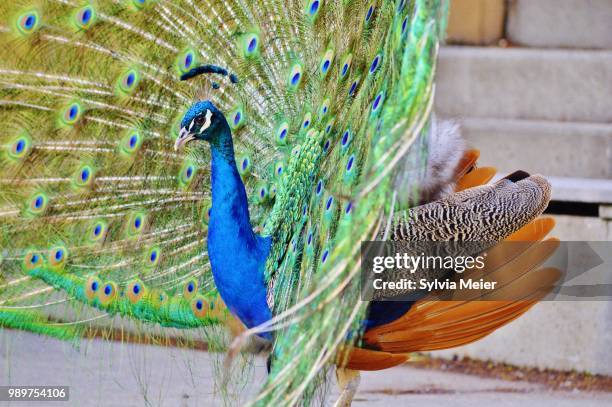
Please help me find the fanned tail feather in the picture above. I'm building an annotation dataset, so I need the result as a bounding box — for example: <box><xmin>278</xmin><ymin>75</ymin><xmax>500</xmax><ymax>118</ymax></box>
<box><xmin>0</xmin><ymin>1</ymin><xmax>557</xmax><ymax>405</ymax></box>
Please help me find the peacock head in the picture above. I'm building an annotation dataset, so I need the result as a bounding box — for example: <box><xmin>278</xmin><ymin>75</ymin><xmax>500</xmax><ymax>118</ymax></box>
<box><xmin>175</xmin><ymin>100</ymin><xmax>228</xmax><ymax>151</ymax></box>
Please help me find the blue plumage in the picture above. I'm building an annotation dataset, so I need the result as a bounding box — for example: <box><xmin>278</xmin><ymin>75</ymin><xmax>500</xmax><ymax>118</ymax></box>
<box><xmin>182</xmin><ymin>102</ymin><xmax>273</xmax><ymax>338</ymax></box>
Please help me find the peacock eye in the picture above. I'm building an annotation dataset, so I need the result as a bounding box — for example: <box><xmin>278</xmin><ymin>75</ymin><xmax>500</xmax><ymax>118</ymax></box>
<box><xmin>372</xmin><ymin>91</ymin><xmax>384</xmax><ymax>113</ymax></box>
<box><xmin>17</xmin><ymin>10</ymin><xmax>40</xmax><ymax>35</ymax></box>
<box><xmin>345</xmin><ymin>202</ymin><xmax>353</xmax><ymax>215</ymax></box>
<box><xmin>248</xmin><ymin>38</ymin><xmax>257</xmax><ymax>52</ymax></box>
<box><xmin>365</xmin><ymin>5</ymin><xmax>374</xmax><ymax>22</ymax></box>
<box><xmin>401</xmin><ymin>16</ymin><xmax>409</xmax><ymax>35</ymax></box>
<box><xmin>369</xmin><ymin>54</ymin><xmax>382</xmax><ymax>75</ymax></box>
<box><xmin>321</xmin><ymin>249</ymin><xmax>329</xmax><ymax>264</ymax></box>
<box><xmin>74</xmin><ymin>6</ymin><xmax>96</xmax><ymax>29</ymax></box>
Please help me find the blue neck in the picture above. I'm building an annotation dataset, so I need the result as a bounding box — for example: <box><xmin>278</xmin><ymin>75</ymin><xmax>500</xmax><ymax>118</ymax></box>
<box><xmin>205</xmin><ymin>120</ymin><xmax>272</xmax><ymax>338</ymax></box>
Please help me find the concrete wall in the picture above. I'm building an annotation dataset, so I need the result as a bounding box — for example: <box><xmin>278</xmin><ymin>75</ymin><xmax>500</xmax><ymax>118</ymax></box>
<box><xmin>432</xmin><ymin>0</ymin><xmax>612</xmax><ymax>375</ymax></box>
<box><xmin>507</xmin><ymin>0</ymin><xmax>612</xmax><ymax>49</ymax></box>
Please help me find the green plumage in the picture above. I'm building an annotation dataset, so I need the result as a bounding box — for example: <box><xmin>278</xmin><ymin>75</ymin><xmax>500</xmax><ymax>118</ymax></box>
<box><xmin>0</xmin><ymin>0</ymin><xmax>448</xmax><ymax>404</ymax></box>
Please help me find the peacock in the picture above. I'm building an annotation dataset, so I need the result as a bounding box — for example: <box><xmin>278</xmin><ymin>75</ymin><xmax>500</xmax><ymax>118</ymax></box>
<box><xmin>0</xmin><ymin>0</ymin><xmax>560</xmax><ymax>405</ymax></box>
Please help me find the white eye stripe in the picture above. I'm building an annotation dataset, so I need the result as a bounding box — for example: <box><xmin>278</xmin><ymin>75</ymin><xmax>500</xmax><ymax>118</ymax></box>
<box><xmin>200</xmin><ymin>109</ymin><xmax>212</xmax><ymax>133</ymax></box>
<box><xmin>188</xmin><ymin>120</ymin><xmax>195</xmax><ymax>131</ymax></box>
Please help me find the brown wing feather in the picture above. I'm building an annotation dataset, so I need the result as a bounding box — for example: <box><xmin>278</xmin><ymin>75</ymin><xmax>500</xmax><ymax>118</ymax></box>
<box><xmin>344</xmin><ymin>147</ymin><xmax>557</xmax><ymax>371</ymax></box>
<box><xmin>454</xmin><ymin>148</ymin><xmax>480</xmax><ymax>180</ymax></box>
<box><xmin>456</xmin><ymin>166</ymin><xmax>497</xmax><ymax>191</ymax></box>
<box><xmin>342</xmin><ymin>347</ymin><xmax>409</xmax><ymax>371</ymax></box>
<box><xmin>344</xmin><ymin>215</ymin><xmax>560</xmax><ymax>370</ymax></box>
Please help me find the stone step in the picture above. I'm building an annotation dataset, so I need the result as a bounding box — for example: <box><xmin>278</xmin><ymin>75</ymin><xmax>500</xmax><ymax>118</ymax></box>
<box><xmin>435</xmin><ymin>46</ymin><xmax>612</xmax><ymax>123</ymax></box>
<box><xmin>459</xmin><ymin>118</ymin><xmax>612</xmax><ymax>180</ymax></box>
<box><xmin>507</xmin><ymin>0</ymin><xmax>612</xmax><ymax>50</ymax></box>
<box><xmin>547</xmin><ymin>177</ymin><xmax>612</xmax><ymax>205</ymax></box>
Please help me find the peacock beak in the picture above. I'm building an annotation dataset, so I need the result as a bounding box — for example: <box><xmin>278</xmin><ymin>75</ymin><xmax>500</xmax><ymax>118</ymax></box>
<box><xmin>174</xmin><ymin>128</ymin><xmax>196</xmax><ymax>151</ymax></box>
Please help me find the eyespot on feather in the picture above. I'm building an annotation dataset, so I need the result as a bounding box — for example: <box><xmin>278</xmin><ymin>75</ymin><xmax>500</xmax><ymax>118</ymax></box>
<box><xmin>120</xmin><ymin>131</ymin><xmax>142</xmax><ymax>156</ymax></box>
<box><xmin>85</xmin><ymin>276</ymin><xmax>102</xmax><ymax>301</ymax></box>
<box><xmin>126</xmin><ymin>279</ymin><xmax>146</xmax><ymax>303</ymax></box>
<box><xmin>242</xmin><ymin>33</ymin><xmax>259</xmax><ymax>57</ymax></box>
<box><xmin>274</xmin><ymin>161</ymin><xmax>285</xmax><ymax>178</ymax></box>
<box><xmin>324</xmin><ymin>195</ymin><xmax>335</xmax><ymax>213</ymax></box>
<box><xmin>348</xmin><ymin>77</ymin><xmax>361</xmax><ymax>97</ymax></box>
<box><xmin>22</xmin><ymin>250</ymin><xmax>43</xmax><ymax>272</ymax></box>
<box><xmin>276</xmin><ymin>122</ymin><xmax>289</xmax><ymax>145</ymax></box>
<box><xmin>183</xmin><ymin>278</ymin><xmax>198</xmax><ymax>299</ymax></box>
<box><xmin>344</xmin><ymin>201</ymin><xmax>353</xmax><ymax>218</ymax></box>
<box><xmin>73</xmin><ymin>5</ymin><xmax>96</xmax><ymax>30</ymax></box>
<box><xmin>305</xmin><ymin>228</ymin><xmax>315</xmax><ymax>256</ymax></box>
<box><xmin>145</xmin><ymin>246</ymin><xmax>161</xmax><ymax>268</ymax></box>
<box><xmin>179</xmin><ymin>161</ymin><xmax>197</xmax><ymax>187</ymax></box>
<box><xmin>287</xmin><ymin>63</ymin><xmax>303</xmax><ymax>89</ymax></box>
<box><xmin>344</xmin><ymin>154</ymin><xmax>357</xmax><ymax>183</ymax></box>
<box><xmin>320</xmin><ymin>247</ymin><xmax>331</xmax><ymax>265</ymax></box>
<box><xmin>48</xmin><ymin>245</ymin><xmax>68</xmax><ymax>270</ymax></box>
<box><xmin>7</xmin><ymin>132</ymin><xmax>32</xmax><ymax>162</ymax></box>
<box><xmin>26</xmin><ymin>192</ymin><xmax>48</xmax><ymax>216</ymax></box>
<box><xmin>16</xmin><ymin>10</ymin><xmax>41</xmax><ymax>35</ymax></box>
<box><xmin>365</xmin><ymin>3</ymin><xmax>375</xmax><ymax>23</ymax></box>
<box><xmin>324</xmin><ymin>118</ymin><xmax>335</xmax><ymax>135</ymax></box>
<box><xmin>229</xmin><ymin>106</ymin><xmax>245</xmax><ymax>130</ymax></box>
<box><xmin>323</xmin><ymin>138</ymin><xmax>331</xmax><ymax>153</ymax></box>
<box><xmin>127</xmin><ymin>212</ymin><xmax>146</xmax><ymax>237</ymax></box>
<box><xmin>176</xmin><ymin>48</ymin><xmax>198</xmax><ymax>74</ymax></box>
<box><xmin>73</xmin><ymin>164</ymin><xmax>95</xmax><ymax>189</ymax></box>
<box><xmin>256</xmin><ymin>183</ymin><xmax>269</xmax><ymax>203</ymax></box>
<box><xmin>117</xmin><ymin>68</ymin><xmax>140</xmax><ymax>94</ymax></box>
<box><xmin>305</xmin><ymin>0</ymin><xmax>321</xmax><ymax>19</ymax></box>
<box><xmin>301</xmin><ymin>112</ymin><xmax>312</xmax><ymax>131</ymax></box>
<box><xmin>341</xmin><ymin>128</ymin><xmax>352</xmax><ymax>151</ymax></box>
<box><xmin>88</xmin><ymin>220</ymin><xmax>108</xmax><ymax>243</ymax></box>
<box><xmin>319</xmin><ymin>98</ymin><xmax>330</xmax><ymax>118</ymax></box>
<box><xmin>340</xmin><ymin>54</ymin><xmax>353</xmax><ymax>79</ymax></box>
<box><xmin>315</xmin><ymin>179</ymin><xmax>324</xmax><ymax>197</ymax></box>
<box><xmin>369</xmin><ymin>54</ymin><xmax>382</xmax><ymax>75</ymax></box>
<box><xmin>191</xmin><ymin>295</ymin><xmax>209</xmax><ymax>318</ymax></box>
<box><xmin>98</xmin><ymin>281</ymin><xmax>118</xmax><ymax>305</ymax></box>
<box><xmin>238</xmin><ymin>155</ymin><xmax>251</xmax><ymax>175</ymax></box>
<box><xmin>320</xmin><ymin>49</ymin><xmax>334</xmax><ymax>76</ymax></box>
<box><xmin>59</xmin><ymin>101</ymin><xmax>83</xmax><ymax>126</ymax></box>
<box><xmin>371</xmin><ymin>91</ymin><xmax>385</xmax><ymax>113</ymax></box>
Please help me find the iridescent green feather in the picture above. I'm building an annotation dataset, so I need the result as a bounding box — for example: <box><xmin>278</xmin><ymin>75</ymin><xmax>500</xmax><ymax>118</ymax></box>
<box><xmin>0</xmin><ymin>0</ymin><xmax>448</xmax><ymax>405</ymax></box>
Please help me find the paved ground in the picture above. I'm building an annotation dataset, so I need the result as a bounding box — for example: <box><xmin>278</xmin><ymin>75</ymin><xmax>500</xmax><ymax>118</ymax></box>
<box><xmin>1</xmin><ymin>331</ymin><xmax>610</xmax><ymax>406</ymax></box>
